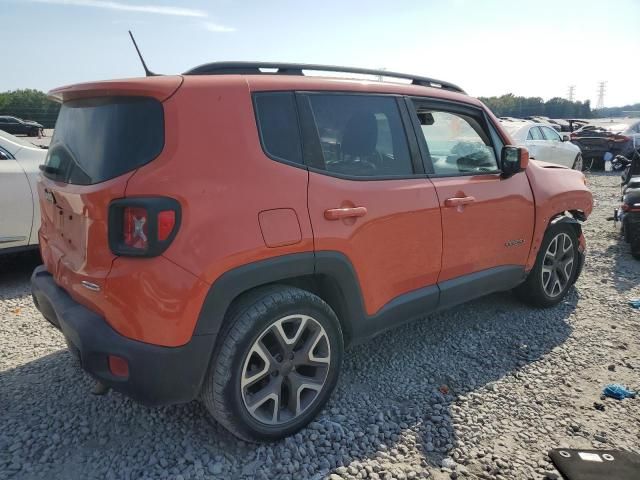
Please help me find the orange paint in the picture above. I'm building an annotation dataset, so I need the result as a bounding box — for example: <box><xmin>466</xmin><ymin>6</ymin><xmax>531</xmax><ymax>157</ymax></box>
<box><xmin>37</xmin><ymin>73</ymin><xmax>592</xmax><ymax>348</ymax></box>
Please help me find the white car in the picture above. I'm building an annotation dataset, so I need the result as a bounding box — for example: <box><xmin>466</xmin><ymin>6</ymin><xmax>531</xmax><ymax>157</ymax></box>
<box><xmin>501</xmin><ymin>120</ymin><xmax>583</xmax><ymax>170</ymax></box>
<box><xmin>0</xmin><ymin>130</ymin><xmax>47</xmax><ymax>253</ymax></box>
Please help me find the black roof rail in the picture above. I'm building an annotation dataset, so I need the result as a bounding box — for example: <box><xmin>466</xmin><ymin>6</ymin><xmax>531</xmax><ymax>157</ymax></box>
<box><xmin>183</xmin><ymin>62</ymin><xmax>465</xmax><ymax>94</ymax></box>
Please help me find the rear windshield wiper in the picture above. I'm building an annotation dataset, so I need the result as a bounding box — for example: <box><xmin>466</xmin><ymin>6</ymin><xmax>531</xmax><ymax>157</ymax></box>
<box><xmin>39</xmin><ymin>164</ymin><xmax>60</xmax><ymax>175</ymax></box>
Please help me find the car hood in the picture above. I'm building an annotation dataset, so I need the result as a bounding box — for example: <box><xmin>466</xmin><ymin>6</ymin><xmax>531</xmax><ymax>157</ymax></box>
<box><xmin>23</xmin><ymin>120</ymin><xmax>43</xmax><ymax>127</ymax></box>
<box><xmin>531</xmin><ymin>159</ymin><xmax>569</xmax><ymax>169</ymax></box>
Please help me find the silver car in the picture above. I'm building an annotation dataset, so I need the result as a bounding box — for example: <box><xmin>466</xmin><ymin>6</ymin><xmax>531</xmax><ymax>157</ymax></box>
<box><xmin>501</xmin><ymin>120</ymin><xmax>583</xmax><ymax>170</ymax></box>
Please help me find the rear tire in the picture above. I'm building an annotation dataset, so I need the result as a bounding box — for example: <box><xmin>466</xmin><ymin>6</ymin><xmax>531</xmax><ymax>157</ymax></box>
<box><xmin>514</xmin><ymin>223</ymin><xmax>579</xmax><ymax>307</ymax></box>
<box><xmin>201</xmin><ymin>285</ymin><xmax>343</xmax><ymax>442</ymax></box>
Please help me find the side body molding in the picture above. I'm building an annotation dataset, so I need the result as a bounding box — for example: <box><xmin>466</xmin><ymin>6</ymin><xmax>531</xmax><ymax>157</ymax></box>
<box><xmin>194</xmin><ymin>251</ymin><xmax>526</xmax><ymax>348</ymax></box>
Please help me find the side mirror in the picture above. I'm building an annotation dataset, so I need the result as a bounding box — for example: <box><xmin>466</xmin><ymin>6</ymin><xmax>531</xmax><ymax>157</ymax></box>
<box><xmin>501</xmin><ymin>146</ymin><xmax>529</xmax><ymax>178</ymax></box>
<box><xmin>562</xmin><ymin>135</ymin><xmax>570</xmax><ymax>142</ymax></box>
<box><xmin>0</xmin><ymin>150</ymin><xmax>10</xmax><ymax>160</ymax></box>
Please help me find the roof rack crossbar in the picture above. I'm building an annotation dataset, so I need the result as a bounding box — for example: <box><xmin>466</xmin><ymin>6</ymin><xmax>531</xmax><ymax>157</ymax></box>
<box><xmin>183</xmin><ymin>62</ymin><xmax>465</xmax><ymax>93</ymax></box>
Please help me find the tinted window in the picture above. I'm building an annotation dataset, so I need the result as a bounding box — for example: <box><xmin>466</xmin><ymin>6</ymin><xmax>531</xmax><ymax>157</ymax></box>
<box><xmin>541</xmin><ymin>126</ymin><xmax>560</xmax><ymax>141</ymax></box>
<box><xmin>305</xmin><ymin>94</ymin><xmax>413</xmax><ymax>177</ymax></box>
<box><xmin>254</xmin><ymin>92</ymin><xmax>303</xmax><ymax>164</ymax></box>
<box><xmin>44</xmin><ymin>97</ymin><xmax>163</xmax><ymax>185</ymax></box>
<box><xmin>412</xmin><ymin>106</ymin><xmax>498</xmax><ymax>175</ymax></box>
<box><xmin>529</xmin><ymin>127</ymin><xmax>544</xmax><ymax>140</ymax></box>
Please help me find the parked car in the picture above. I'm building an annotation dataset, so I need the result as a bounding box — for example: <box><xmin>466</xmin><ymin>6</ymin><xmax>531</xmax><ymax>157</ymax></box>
<box><xmin>525</xmin><ymin>116</ymin><xmax>563</xmax><ymax>132</ymax></box>
<box><xmin>31</xmin><ymin>63</ymin><xmax>593</xmax><ymax>442</ymax></box>
<box><xmin>570</xmin><ymin>118</ymin><xmax>640</xmax><ymax>169</ymax></box>
<box><xmin>0</xmin><ymin>130</ymin><xmax>45</xmax><ymax>253</ymax></box>
<box><xmin>501</xmin><ymin>119</ymin><xmax>583</xmax><ymax>170</ymax></box>
<box><xmin>0</xmin><ymin>115</ymin><xmax>44</xmax><ymax>137</ymax></box>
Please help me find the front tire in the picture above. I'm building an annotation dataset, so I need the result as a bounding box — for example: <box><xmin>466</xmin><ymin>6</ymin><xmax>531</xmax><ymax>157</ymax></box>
<box><xmin>201</xmin><ymin>285</ymin><xmax>343</xmax><ymax>442</ymax></box>
<box><xmin>514</xmin><ymin>223</ymin><xmax>579</xmax><ymax>307</ymax></box>
<box><xmin>572</xmin><ymin>153</ymin><xmax>583</xmax><ymax>171</ymax></box>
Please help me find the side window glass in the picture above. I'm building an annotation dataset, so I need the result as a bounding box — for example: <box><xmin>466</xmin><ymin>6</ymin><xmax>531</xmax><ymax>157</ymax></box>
<box><xmin>412</xmin><ymin>106</ymin><xmax>498</xmax><ymax>175</ymax></box>
<box><xmin>527</xmin><ymin>130</ymin><xmax>534</xmax><ymax>140</ymax></box>
<box><xmin>529</xmin><ymin>127</ymin><xmax>544</xmax><ymax>140</ymax></box>
<box><xmin>254</xmin><ymin>92</ymin><xmax>303</xmax><ymax>165</ymax></box>
<box><xmin>304</xmin><ymin>94</ymin><xmax>413</xmax><ymax>177</ymax></box>
<box><xmin>542</xmin><ymin>126</ymin><xmax>560</xmax><ymax>141</ymax></box>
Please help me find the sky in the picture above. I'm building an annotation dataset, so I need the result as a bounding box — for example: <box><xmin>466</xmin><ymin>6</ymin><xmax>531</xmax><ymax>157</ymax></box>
<box><xmin>1</xmin><ymin>0</ymin><xmax>639</xmax><ymax>107</ymax></box>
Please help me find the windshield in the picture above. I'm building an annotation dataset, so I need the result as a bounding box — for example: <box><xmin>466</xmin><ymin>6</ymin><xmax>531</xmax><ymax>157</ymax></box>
<box><xmin>44</xmin><ymin>96</ymin><xmax>164</xmax><ymax>185</ymax></box>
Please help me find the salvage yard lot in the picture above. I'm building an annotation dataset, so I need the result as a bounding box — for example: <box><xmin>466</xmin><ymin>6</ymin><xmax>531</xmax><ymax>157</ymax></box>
<box><xmin>1</xmin><ymin>172</ymin><xmax>639</xmax><ymax>480</ymax></box>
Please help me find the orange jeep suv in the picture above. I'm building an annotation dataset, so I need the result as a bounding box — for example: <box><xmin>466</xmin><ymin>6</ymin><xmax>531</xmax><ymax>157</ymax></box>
<box><xmin>31</xmin><ymin>63</ymin><xmax>593</xmax><ymax>441</ymax></box>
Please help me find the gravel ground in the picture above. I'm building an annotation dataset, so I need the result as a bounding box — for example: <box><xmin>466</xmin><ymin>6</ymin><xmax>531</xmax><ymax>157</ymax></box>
<box><xmin>1</xmin><ymin>172</ymin><xmax>639</xmax><ymax>480</ymax></box>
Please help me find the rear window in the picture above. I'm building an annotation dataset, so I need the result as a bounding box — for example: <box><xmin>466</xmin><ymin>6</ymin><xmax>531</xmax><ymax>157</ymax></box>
<box><xmin>44</xmin><ymin>96</ymin><xmax>163</xmax><ymax>185</ymax></box>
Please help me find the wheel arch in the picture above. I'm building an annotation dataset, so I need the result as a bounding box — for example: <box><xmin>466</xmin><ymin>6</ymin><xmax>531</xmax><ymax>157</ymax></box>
<box><xmin>193</xmin><ymin>252</ymin><xmax>363</xmax><ymax>348</ymax></box>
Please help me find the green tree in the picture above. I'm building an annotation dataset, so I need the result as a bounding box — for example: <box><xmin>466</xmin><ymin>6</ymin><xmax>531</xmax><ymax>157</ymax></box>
<box><xmin>0</xmin><ymin>89</ymin><xmax>60</xmax><ymax>128</ymax></box>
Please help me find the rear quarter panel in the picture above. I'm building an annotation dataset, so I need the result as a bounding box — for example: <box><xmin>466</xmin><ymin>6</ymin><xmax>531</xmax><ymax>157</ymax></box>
<box><xmin>120</xmin><ymin>76</ymin><xmax>314</xmax><ymax>345</ymax></box>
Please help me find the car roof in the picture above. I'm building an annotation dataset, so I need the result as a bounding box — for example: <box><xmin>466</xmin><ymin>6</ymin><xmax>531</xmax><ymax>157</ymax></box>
<box><xmin>500</xmin><ymin>119</ymin><xmax>558</xmax><ymax>138</ymax></box>
<box><xmin>243</xmin><ymin>74</ymin><xmax>480</xmax><ymax>105</ymax></box>
<box><xmin>51</xmin><ymin>71</ymin><xmax>481</xmax><ymax>108</ymax></box>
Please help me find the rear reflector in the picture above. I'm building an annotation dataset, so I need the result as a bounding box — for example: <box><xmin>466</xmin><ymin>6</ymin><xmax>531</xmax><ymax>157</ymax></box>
<box><xmin>108</xmin><ymin>355</ymin><xmax>129</xmax><ymax>378</ymax></box>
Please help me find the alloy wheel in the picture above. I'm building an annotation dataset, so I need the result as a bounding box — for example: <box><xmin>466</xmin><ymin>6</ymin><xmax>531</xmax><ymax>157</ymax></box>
<box><xmin>541</xmin><ymin>232</ymin><xmax>575</xmax><ymax>297</ymax></box>
<box><xmin>240</xmin><ymin>314</ymin><xmax>330</xmax><ymax>425</ymax></box>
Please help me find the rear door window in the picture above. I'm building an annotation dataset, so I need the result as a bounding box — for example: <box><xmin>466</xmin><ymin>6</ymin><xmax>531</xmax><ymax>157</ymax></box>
<box><xmin>529</xmin><ymin>127</ymin><xmax>544</xmax><ymax>140</ymax></box>
<box><xmin>299</xmin><ymin>94</ymin><xmax>413</xmax><ymax>178</ymax></box>
<box><xmin>541</xmin><ymin>126</ymin><xmax>560</xmax><ymax>141</ymax></box>
<box><xmin>44</xmin><ymin>96</ymin><xmax>164</xmax><ymax>185</ymax></box>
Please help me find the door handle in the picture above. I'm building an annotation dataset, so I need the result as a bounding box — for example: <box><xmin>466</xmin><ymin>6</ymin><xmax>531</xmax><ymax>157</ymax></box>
<box><xmin>324</xmin><ymin>206</ymin><xmax>368</xmax><ymax>220</ymax></box>
<box><xmin>444</xmin><ymin>196</ymin><xmax>476</xmax><ymax>207</ymax></box>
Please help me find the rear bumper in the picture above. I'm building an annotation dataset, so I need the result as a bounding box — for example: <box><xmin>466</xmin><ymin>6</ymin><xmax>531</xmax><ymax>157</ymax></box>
<box><xmin>31</xmin><ymin>265</ymin><xmax>213</xmax><ymax>406</ymax></box>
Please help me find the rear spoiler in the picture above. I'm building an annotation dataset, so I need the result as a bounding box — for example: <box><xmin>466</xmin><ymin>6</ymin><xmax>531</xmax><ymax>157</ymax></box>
<box><xmin>48</xmin><ymin>76</ymin><xmax>183</xmax><ymax>103</ymax></box>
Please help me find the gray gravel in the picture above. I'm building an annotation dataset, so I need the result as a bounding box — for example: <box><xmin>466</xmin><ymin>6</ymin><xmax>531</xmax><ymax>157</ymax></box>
<box><xmin>1</xmin><ymin>172</ymin><xmax>639</xmax><ymax>480</ymax></box>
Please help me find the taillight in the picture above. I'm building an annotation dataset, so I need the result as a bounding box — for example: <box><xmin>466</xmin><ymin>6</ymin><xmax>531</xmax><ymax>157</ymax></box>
<box><xmin>622</xmin><ymin>203</ymin><xmax>640</xmax><ymax>212</ymax></box>
<box><xmin>123</xmin><ymin>207</ymin><xmax>148</xmax><ymax>249</ymax></box>
<box><xmin>612</xmin><ymin>134</ymin><xmax>631</xmax><ymax>143</ymax></box>
<box><xmin>158</xmin><ymin>210</ymin><xmax>176</xmax><ymax>241</ymax></box>
<box><xmin>109</xmin><ymin>197</ymin><xmax>181</xmax><ymax>257</ymax></box>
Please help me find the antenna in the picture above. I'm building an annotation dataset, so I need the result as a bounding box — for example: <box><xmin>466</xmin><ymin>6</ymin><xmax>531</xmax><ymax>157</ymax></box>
<box><xmin>128</xmin><ymin>31</ymin><xmax>157</xmax><ymax>77</ymax></box>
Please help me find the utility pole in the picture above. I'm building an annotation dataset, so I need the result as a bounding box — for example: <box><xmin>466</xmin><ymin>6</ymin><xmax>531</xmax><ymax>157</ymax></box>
<box><xmin>567</xmin><ymin>85</ymin><xmax>575</xmax><ymax>102</ymax></box>
<box><xmin>596</xmin><ymin>81</ymin><xmax>607</xmax><ymax>109</ymax></box>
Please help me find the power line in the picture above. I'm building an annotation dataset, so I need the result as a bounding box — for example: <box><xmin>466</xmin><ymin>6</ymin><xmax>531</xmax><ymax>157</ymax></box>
<box><xmin>596</xmin><ymin>81</ymin><xmax>607</xmax><ymax>109</ymax></box>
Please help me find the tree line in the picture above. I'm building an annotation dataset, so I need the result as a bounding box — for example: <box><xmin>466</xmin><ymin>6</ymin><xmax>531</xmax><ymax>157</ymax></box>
<box><xmin>0</xmin><ymin>89</ymin><xmax>638</xmax><ymax>129</ymax></box>
<box><xmin>0</xmin><ymin>89</ymin><xmax>60</xmax><ymax>128</ymax></box>
<box><xmin>478</xmin><ymin>93</ymin><xmax>640</xmax><ymax>119</ymax></box>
